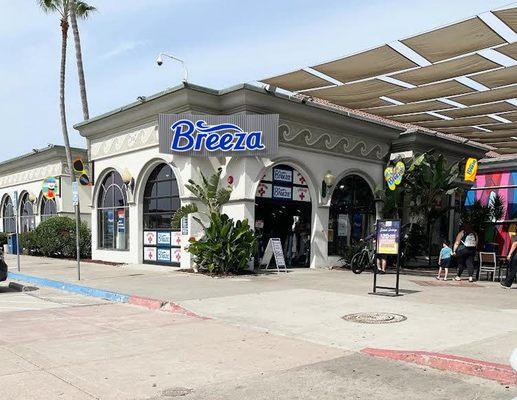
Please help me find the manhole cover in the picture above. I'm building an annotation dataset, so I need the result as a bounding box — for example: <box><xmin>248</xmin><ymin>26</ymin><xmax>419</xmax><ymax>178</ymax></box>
<box><xmin>161</xmin><ymin>387</ymin><xmax>193</xmax><ymax>397</ymax></box>
<box><xmin>342</xmin><ymin>312</ymin><xmax>407</xmax><ymax>324</ymax></box>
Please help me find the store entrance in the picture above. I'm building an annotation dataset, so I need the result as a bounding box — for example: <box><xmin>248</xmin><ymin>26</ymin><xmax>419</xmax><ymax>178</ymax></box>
<box><xmin>255</xmin><ymin>164</ymin><xmax>312</xmax><ymax>267</ymax></box>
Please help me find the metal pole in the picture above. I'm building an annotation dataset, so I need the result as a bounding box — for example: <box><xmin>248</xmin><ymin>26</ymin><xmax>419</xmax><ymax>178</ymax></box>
<box><xmin>75</xmin><ymin>204</ymin><xmax>81</xmax><ymax>280</ymax></box>
<box><xmin>14</xmin><ymin>191</ymin><xmax>20</xmax><ymax>272</ymax></box>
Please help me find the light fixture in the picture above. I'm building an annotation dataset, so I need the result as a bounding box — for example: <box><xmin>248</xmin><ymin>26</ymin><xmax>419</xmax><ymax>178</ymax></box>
<box><xmin>321</xmin><ymin>170</ymin><xmax>336</xmax><ymax>198</ymax></box>
<box><xmin>28</xmin><ymin>193</ymin><xmax>37</xmax><ymax>202</ymax></box>
<box><xmin>156</xmin><ymin>52</ymin><xmax>189</xmax><ymax>82</ymax></box>
<box><xmin>121</xmin><ymin>168</ymin><xmax>135</xmax><ymax>194</ymax></box>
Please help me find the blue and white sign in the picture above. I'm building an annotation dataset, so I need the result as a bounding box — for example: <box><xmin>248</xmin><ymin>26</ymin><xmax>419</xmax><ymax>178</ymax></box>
<box><xmin>273</xmin><ymin>168</ymin><xmax>292</xmax><ymax>183</ymax></box>
<box><xmin>72</xmin><ymin>181</ymin><xmax>79</xmax><ymax>206</ymax></box>
<box><xmin>273</xmin><ymin>186</ymin><xmax>292</xmax><ymax>200</ymax></box>
<box><xmin>157</xmin><ymin>248</ymin><xmax>171</xmax><ymax>262</ymax></box>
<box><xmin>157</xmin><ymin>231</ymin><xmax>171</xmax><ymax>246</ymax></box>
<box><xmin>159</xmin><ymin>114</ymin><xmax>279</xmax><ymax>157</ymax></box>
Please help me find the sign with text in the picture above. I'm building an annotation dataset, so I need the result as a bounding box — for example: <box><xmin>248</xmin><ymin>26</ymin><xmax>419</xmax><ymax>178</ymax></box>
<box><xmin>376</xmin><ymin>219</ymin><xmax>401</xmax><ymax>255</ymax></box>
<box><xmin>72</xmin><ymin>182</ymin><xmax>79</xmax><ymax>206</ymax></box>
<box><xmin>260</xmin><ymin>238</ymin><xmax>287</xmax><ymax>272</ymax></box>
<box><xmin>159</xmin><ymin>114</ymin><xmax>279</xmax><ymax>157</ymax></box>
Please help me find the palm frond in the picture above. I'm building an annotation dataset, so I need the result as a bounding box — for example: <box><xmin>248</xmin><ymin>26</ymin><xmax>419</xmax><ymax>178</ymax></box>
<box><xmin>75</xmin><ymin>1</ymin><xmax>96</xmax><ymax>18</ymax></box>
<box><xmin>171</xmin><ymin>204</ymin><xmax>198</xmax><ymax>228</ymax></box>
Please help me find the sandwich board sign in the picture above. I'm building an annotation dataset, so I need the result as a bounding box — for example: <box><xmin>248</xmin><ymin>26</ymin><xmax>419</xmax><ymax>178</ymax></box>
<box><xmin>260</xmin><ymin>238</ymin><xmax>287</xmax><ymax>273</ymax></box>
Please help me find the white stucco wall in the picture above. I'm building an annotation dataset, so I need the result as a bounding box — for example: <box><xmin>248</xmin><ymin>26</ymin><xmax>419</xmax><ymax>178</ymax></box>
<box><xmin>89</xmin><ymin>122</ymin><xmax>383</xmax><ymax>269</ymax></box>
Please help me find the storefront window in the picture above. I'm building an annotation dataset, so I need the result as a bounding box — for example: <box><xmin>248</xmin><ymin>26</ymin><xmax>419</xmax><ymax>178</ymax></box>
<box><xmin>40</xmin><ymin>197</ymin><xmax>57</xmax><ymax>221</ymax></box>
<box><xmin>97</xmin><ymin>171</ymin><xmax>129</xmax><ymax>250</ymax></box>
<box><xmin>142</xmin><ymin>164</ymin><xmax>182</xmax><ymax>265</ymax></box>
<box><xmin>2</xmin><ymin>196</ymin><xmax>15</xmax><ymax>233</ymax></box>
<box><xmin>143</xmin><ymin>164</ymin><xmax>180</xmax><ymax>229</ymax></box>
<box><xmin>328</xmin><ymin>175</ymin><xmax>374</xmax><ymax>256</ymax></box>
<box><xmin>19</xmin><ymin>193</ymin><xmax>35</xmax><ymax>232</ymax></box>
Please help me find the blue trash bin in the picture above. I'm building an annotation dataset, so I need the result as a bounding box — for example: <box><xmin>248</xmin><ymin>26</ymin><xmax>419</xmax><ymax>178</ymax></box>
<box><xmin>7</xmin><ymin>234</ymin><xmax>17</xmax><ymax>254</ymax></box>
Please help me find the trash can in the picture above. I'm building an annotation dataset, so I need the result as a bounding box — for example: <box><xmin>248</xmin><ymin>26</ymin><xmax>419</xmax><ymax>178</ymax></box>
<box><xmin>7</xmin><ymin>234</ymin><xmax>17</xmax><ymax>254</ymax></box>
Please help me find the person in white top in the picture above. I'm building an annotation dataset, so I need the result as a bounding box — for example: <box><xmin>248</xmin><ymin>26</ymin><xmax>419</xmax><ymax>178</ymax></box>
<box><xmin>453</xmin><ymin>224</ymin><xmax>478</xmax><ymax>283</ymax></box>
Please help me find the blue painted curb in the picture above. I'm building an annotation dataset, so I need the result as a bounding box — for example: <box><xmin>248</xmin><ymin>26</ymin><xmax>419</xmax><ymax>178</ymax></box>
<box><xmin>7</xmin><ymin>272</ymin><xmax>130</xmax><ymax>303</ymax></box>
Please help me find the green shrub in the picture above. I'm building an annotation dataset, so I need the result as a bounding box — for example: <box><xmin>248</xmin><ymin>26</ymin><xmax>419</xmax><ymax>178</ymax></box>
<box><xmin>26</xmin><ymin>217</ymin><xmax>91</xmax><ymax>259</ymax></box>
<box><xmin>0</xmin><ymin>232</ymin><xmax>7</xmax><ymax>247</ymax></box>
<box><xmin>187</xmin><ymin>213</ymin><xmax>258</xmax><ymax>275</ymax></box>
<box><xmin>19</xmin><ymin>231</ymin><xmax>40</xmax><ymax>255</ymax></box>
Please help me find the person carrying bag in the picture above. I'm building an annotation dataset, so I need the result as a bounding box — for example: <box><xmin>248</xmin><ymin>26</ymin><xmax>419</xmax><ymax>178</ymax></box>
<box><xmin>453</xmin><ymin>224</ymin><xmax>478</xmax><ymax>283</ymax></box>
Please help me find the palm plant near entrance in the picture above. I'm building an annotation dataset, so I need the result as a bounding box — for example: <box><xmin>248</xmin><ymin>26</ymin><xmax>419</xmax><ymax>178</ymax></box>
<box><xmin>172</xmin><ymin>168</ymin><xmax>258</xmax><ymax>275</ymax></box>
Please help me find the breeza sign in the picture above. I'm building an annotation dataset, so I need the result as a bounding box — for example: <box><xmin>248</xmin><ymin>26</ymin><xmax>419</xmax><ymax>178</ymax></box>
<box><xmin>159</xmin><ymin>114</ymin><xmax>279</xmax><ymax>157</ymax></box>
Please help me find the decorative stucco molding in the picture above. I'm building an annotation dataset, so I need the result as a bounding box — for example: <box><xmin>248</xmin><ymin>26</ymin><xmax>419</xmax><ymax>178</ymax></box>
<box><xmin>91</xmin><ymin>124</ymin><xmax>159</xmax><ymax>160</ymax></box>
<box><xmin>279</xmin><ymin>121</ymin><xmax>389</xmax><ymax>161</ymax></box>
<box><xmin>0</xmin><ymin>162</ymin><xmax>64</xmax><ymax>189</ymax></box>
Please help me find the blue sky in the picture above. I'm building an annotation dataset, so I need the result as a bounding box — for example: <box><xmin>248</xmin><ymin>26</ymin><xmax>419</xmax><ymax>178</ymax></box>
<box><xmin>0</xmin><ymin>0</ymin><xmax>510</xmax><ymax>162</ymax></box>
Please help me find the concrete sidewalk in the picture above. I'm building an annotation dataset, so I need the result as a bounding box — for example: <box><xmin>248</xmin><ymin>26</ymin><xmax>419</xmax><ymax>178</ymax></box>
<box><xmin>5</xmin><ymin>254</ymin><xmax>517</xmax><ymax>369</ymax></box>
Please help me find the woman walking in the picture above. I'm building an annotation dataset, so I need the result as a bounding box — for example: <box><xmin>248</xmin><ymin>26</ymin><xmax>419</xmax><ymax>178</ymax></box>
<box><xmin>502</xmin><ymin>238</ymin><xmax>517</xmax><ymax>289</ymax></box>
<box><xmin>453</xmin><ymin>224</ymin><xmax>478</xmax><ymax>283</ymax></box>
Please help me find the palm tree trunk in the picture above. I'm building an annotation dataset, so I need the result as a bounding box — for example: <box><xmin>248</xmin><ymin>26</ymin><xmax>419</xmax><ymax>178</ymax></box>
<box><xmin>60</xmin><ymin>17</ymin><xmax>82</xmax><ymax>279</ymax></box>
<box><xmin>69</xmin><ymin>0</ymin><xmax>89</xmax><ymax>120</ymax></box>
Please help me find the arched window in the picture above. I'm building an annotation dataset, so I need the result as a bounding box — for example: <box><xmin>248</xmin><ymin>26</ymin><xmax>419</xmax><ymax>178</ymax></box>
<box><xmin>143</xmin><ymin>164</ymin><xmax>180</xmax><ymax>230</ymax></box>
<box><xmin>19</xmin><ymin>193</ymin><xmax>35</xmax><ymax>232</ymax></box>
<box><xmin>328</xmin><ymin>175</ymin><xmax>375</xmax><ymax>256</ymax></box>
<box><xmin>2</xmin><ymin>196</ymin><xmax>15</xmax><ymax>233</ymax></box>
<box><xmin>40</xmin><ymin>197</ymin><xmax>57</xmax><ymax>221</ymax></box>
<box><xmin>97</xmin><ymin>171</ymin><xmax>129</xmax><ymax>250</ymax></box>
<box><xmin>142</xmin><ymin>164</ymin><xmax>181</xmax><ymax>265</ymax></box>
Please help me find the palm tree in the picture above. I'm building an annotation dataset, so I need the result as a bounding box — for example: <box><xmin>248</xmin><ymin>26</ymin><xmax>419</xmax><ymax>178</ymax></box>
<box><xmin>69</xmin><ymin>0</ymin><xmax>96</xmax><ymax>120</ymax></box>
<box><xmin>38</xmin><ymin>0</ymin><xmax>89</xmax><ymax>277</ymax></box>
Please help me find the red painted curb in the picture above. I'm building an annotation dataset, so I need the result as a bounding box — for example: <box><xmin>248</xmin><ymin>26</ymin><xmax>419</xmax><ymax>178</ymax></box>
<box><xmin>128</xmin><ymin>296</ymin><xmax>164</xmax><ymax>310</ymax></box>
<box><xmin>362</xmin><ymin>348</ymin><xmax>517</xmax><ymax>385</ymax></box>
<box><xmin>162</xmin><ymin>302</ymin><xmax>211</xmax><ymax>320</ymax></box>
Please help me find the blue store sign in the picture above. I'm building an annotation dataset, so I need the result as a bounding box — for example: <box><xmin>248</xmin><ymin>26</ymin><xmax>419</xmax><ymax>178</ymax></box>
<box><xmin>158</xmin><ymin>114</ymin><xmax>279</xmax><ymax>157</ymax></box>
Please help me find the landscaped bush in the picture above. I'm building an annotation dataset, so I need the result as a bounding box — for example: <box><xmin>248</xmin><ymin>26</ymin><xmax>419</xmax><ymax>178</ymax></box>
<box><xmin>23</xmin><ymin>217</ymin><xmax>91</xmax><ymax>259</ymax></box>
<box><xmin>19</xmin><ymin>231</ymin><xmax>39</xmax><ymax>255</ymax></box>
<box><xmin>0</xmin><ymin>232</ymin><xmax>8</xmax><ymax>247</ymax></box>
<box><xmin>187</xmin><ymin>213</ymin><xmax>258</xmax><ymax>275</ymax></box>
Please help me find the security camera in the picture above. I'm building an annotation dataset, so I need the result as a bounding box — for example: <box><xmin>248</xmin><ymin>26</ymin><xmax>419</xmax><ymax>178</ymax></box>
<box><xmin>156</xmin><ymin>55</ymin><xmax>163</xmax><ymax>66</ymax></box>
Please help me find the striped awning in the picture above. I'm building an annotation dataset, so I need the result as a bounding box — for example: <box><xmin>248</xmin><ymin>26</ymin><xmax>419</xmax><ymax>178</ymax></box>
<box><xmin>261</xmin><ymin>5</ymin><xmax>517</xmax><ymax>154</ymax></box>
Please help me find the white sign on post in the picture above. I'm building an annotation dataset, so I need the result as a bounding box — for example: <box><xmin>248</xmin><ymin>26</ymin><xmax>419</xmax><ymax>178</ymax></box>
<box><xmin>72</xmin><ymin>182</ymin><xmax>79</xmax><ymax>206</ymax></box>
<box><xmin>260</xmin><ymin>238</ymin><xmax>287</xmax><ymax>273</ymax></box>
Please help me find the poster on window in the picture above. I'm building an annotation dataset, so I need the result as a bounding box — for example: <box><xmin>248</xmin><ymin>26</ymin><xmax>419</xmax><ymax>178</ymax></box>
<box><xmin>172</xmin><ymin>248</ymin><xmax>182</xmax><ymax>263</ymax></box>
<box><xmin>144</xmin><ymin>247</ymin><xmax>157</xmax><ymax>261</ymax></box>
<box><xmin>171</xmin><ymin>231</ymin><xmax>182</xmax><ymax>247</ymax></box>
<box><xmin>117</xmin><ymin>210</ymin><xmax>125</xmax><ymax>233</ymax></box>
<box><xmin>292</xmin><ymin>187</ymin><xmax>310</xmax><ymax>202</ymax></box>
<box><xmin>293</xmin><ymin>171</ymin><xmax>307</xmax><ymax>186</ymax></box>
<box><xmin>273</xmin><ymin>168</ymin><xmax>292</xmax><ymax>183</ymax></box>
<box><xmin>144</xmin><ymin>231</ymin><xmax>156</xmax><ymax>245</ymax></box>
<box><xmin>157</xmin><ymin>248</ymin><xmax>171</xmax><ymax>262</ymax></box>
<box><xmin>337</xmin><ymin>214</ymin><xmax>349</xmax><ymax>237</ymax></box>
<box><xmin>273</xmin><ymin>185</ymin><xmax>292</xmax><ymax>200</ymax></box>
<box><xmin>157</xmin><ymin>231</ymin><xmax>171</xmax><ymax>246</ymax></box>
<box><xmin>256</xmin><ymin>182</ymin><xmax>272</xmax><ymax>198</ymax></box>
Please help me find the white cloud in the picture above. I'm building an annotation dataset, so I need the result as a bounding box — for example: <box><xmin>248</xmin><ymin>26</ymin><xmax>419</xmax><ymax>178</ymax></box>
<box><xmin>101</xmin><ymin>40</ymin><xmax>146</xmax><ymax>60</ymax></box>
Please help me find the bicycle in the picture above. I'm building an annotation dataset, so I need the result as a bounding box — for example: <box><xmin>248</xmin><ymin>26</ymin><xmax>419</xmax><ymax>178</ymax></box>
<box><xmin>350</xmin><ymin>242</ymin><xmax>376</xmax><ymax>274</ymax></box>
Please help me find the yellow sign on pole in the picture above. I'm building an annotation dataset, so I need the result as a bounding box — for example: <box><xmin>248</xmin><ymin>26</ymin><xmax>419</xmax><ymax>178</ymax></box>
<box><xmin>464</xmin><ymin>158</ymin><xmax>478</xmax><ymax>182</ymax></box>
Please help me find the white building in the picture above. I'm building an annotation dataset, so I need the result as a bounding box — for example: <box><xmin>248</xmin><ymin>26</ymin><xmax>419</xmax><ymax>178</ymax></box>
<box><xmin>74</xmin><ymin>83</ymin><xmax>488</xmax><ymax>268</ymax></box>
<box><xmin>0</xmin><ymin>145</ymin><xmax>91</xmax><ymax>236</ymax></box>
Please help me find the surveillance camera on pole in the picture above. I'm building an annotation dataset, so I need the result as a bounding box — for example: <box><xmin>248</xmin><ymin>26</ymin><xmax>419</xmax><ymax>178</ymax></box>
<box><xmin>155</xmin><ymin>52</ymin><xmax>188</xmax><ymax>82</ymax></box>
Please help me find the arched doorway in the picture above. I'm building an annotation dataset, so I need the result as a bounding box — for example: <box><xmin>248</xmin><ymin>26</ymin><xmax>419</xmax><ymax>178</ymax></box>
<box><xmin>2</xmin><ymin>196</ymin><xmax>15</xmax><ymax>233</ymax></box>
<box><xmin>97</xmin><ymin>171</ymin><xmax>129</xmax><ymax>250</ymax></box>
<box><xmin>328</xmin><ymin>174</ymin><xmax>375</xmax><ymax>256</ymax></box>
<box><xmin>142</xmin><ymin>163</ymin><xmax>181</xmax><ymax>265</ymax></box>
<box><xmin>40</xmin><ymin>196</ymin><xmax>57</xmax><ymax>221</ymax></box>
<box><xmin>19</xmin><ymin>193</ymin><xmax>35</xmax><ymax>232</ymax></box>
<box><xmin>255</xmin><ymin>164</ymin><xmax>312</xmax><ymax>267</ymax></box>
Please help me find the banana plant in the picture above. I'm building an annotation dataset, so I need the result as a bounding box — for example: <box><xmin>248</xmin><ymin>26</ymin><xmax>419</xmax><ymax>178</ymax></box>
<box><xmin>171</xmin><ymin>167</ymin><xmax>232</xmax><ymax>230</ymax></box>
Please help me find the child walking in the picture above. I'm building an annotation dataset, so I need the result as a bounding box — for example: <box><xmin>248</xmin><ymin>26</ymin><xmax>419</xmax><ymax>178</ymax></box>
<box><xmin>437</xmin><ymin>240</ymin><xmax>452</xmax><ymax>280</ymax></box>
